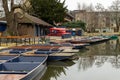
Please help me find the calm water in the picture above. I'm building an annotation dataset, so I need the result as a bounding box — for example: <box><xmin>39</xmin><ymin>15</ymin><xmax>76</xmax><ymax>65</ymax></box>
<box><xmin>40</xmin><ymin>38</ymin><xmax>120</xmax><ymax>80</ymax></box>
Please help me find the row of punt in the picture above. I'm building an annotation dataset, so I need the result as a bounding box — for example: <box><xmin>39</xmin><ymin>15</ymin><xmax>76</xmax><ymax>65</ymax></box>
<box><xmin>0</xmin><ymin>43</ymin><xmax>85</xmax><ymax>80</ymax></box>
<box><xmin>0</xmin><ymin>36</ymin><xmax>111</xmax><ymax>80</ymax></box>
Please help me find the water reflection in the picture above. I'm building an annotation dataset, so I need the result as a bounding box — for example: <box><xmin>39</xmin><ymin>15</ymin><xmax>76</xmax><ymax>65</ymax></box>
<box><xmin>40</xmin><ymin>38</ymin><xmax>120</xmax><ymax>80</ymax></box>
<box><xmin>40</xmin><ymin>60</ymin><xmax>75</xmax><ymax>80</ymax></box>
<box><xmin>78</xmin><ymin>39</ymin><xmax>120</xmax><ymax>71</ymax></box>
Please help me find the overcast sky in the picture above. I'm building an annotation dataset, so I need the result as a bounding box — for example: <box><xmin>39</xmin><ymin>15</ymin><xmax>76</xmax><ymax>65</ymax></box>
<box><xmin>61</xmin><ymin>0</ymin><xmax>115</xmax><ymax>10</ymax></box>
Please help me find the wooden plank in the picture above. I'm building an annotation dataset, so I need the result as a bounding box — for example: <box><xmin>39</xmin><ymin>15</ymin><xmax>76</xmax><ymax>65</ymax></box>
<box><xmin>60</xmin><ymin>46</ymin><xmax>79</xmax><ymax>53</ymax></box>
<box><xmin>0</xmin><ymin>60</ymin><xmax>7</xmax><ymax>63</ymax></box>
<box><xmin>22</xmin><ymin>53</ymin><xmax>48</xmax><ymax>57</ymax></box>
<box><xmin>0</xmin><ymin>74</ymin><xmax>25</xmax><ymax>80</ymax></box>
<box><xmin>49</xmin><ymin>52</ymin><xmax>76</xmax><ymax>56</ymax></box>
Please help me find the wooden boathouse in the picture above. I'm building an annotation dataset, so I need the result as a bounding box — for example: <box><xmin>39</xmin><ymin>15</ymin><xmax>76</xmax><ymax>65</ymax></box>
<box><xmin>0</xmin><ymin>10</ymin><xmax>53</xmax><ymax>36</ymax></box>
<box><xmin>15</xmin><ymin>12</ymin><xmax>53</xmax><ymax>36</ymax></box>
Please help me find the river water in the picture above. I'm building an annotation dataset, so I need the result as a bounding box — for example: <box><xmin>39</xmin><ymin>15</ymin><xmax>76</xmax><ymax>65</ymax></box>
<box><xmin>40</xmin><ymin>39</ymin><xmax>120</xmax><ymax>80</ymax></box>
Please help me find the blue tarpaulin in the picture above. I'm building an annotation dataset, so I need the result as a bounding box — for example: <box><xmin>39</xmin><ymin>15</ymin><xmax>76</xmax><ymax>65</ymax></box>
<box><xmin>0</xmin><ymin>21</ymin><xmax>7</xmax><ymax>32</ymax></box>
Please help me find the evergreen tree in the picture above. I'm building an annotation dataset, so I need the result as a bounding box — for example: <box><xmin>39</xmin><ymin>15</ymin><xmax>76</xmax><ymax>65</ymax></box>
<box><xmin>62</xmin><ymin>21</ymin><xmax>86</xmax><ymax>30</ymax></box>
<box><xmin>29</xmin><ymin>0</ymin><xmax>67</xmax><ymax>25</ymax></box>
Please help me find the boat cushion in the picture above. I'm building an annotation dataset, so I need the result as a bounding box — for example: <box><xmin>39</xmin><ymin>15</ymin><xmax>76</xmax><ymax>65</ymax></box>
<box><xmin>2</xmin><ymin>62</ymin><xmax>40</xmax><ymax>71</ymax></box>
<box><xmin>10</xmin><ymin>56</ymin><xmax>46</xmax><ymax>62</ymax></box>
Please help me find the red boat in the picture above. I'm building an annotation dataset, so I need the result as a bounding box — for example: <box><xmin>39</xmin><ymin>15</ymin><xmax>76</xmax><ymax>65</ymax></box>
<box><xmin>48</xmin><ymin>27</ymin><xmax>70</xmax><ymax>36</ymax></box>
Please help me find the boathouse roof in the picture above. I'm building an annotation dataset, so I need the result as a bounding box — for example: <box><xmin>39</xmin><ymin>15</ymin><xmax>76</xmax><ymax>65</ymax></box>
<box><xmin>0</xmin><ymin>13</ymin><xmax>53</xmax><ymax>27</ymax></box>
<box><xmin>16</xmin><ymin>12</ymin><xmax>53</xmax><ymax>27</ymax></box>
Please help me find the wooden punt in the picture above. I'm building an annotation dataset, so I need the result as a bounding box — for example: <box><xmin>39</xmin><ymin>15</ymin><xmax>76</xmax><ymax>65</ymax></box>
<box><xmin>10</xmin><ymin>45</ymin><xmax>61</xmax><ymax>50</ymax></box>
<box><xmin>21</xmin><ymin>48</ymin><xmax>76</xmax><ymax>61</ymax></box>
<box><xmin>0</xmin><ymin>74</ymin><xmax>25</xmax><ymax>80</ymax></box>
<box><xmin>0</xmin><ymin>55</ymin><xmax>19</xmax><ymax>63</ymax></box>
<box><xmin>67</xmin><ymin>37</ymin><xmax>110</xmax><ymax>44</ymax></box>
<box><xmin>60</xmin><ymin>46</ymin><xmax>79</xmax><ymax>53</ymax></box>
<box><xmin>1</xmin><ymin>44</ymin><xmax>76</xmax><ymax>61</ymax></box>
<box><xmin>0</xmin><ymin>48</ymin><xmax>32</xmax><ymax>55</ymax></box>
<box><xmin>48</xmin><ymin>52</ymin><xmax>76</xmax><ymax>61</ymax></box>
<box><xmin>9</xmin><ymin>45</ymin><xmax>63</xmax><ymax>55</ymax></box>
<box><xmin>0</xmin><ymin>54</ymin><xmax>48</xmax><ymax>80</ymax></box>
<box><xmin>49</xmin><ymin>41</ymin><xmax>89</xmax><ymax>49</ymax></box>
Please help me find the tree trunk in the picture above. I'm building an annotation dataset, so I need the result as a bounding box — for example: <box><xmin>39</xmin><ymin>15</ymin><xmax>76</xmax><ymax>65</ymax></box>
<box><xmin>115</xmin><ymin>12</ymin><xmax>119</xmax><ymax>32</ymax></box>
<box><xmin>2</xmin><ymin>0</ymin><xmax>17</xmax><ymax>36</ymax></box>
<box><xmin>116</xmin><ymin>25</ymin><xmax>119</xmax><ymax>32</ymax></box>
<box><xmin>116</xmin><ymin>19</ymin><xmax>119</xmax><ymax>32</ymax></box>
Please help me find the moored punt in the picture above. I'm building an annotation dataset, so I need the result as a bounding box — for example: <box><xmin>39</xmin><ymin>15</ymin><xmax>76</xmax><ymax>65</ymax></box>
<box><xmin>0</xmin><ymin>74</ymin><xmax>25</xmax><ymax>80</ymax></box>
<box><xmin>0</xmin><ymin>55</ymin><xmax>19</xmax><ymax>63</ymax></box>
<box><xmin>0</xmin><ymin>48</ymin><xmax>32</xmax><ymax>55</ymax></box>
<box><xmin>10</xmin><ymin>45</ymin><xmax>61</xmax><ymax>50</ymax></box>
<box><xmin>34</xmin><ymin>48</ymin><xmax>63</xmax><ymax>54</ymax></box>
<box><xmin>10</xmin><ymin>45</ymin><xmax>63</xmax><ymax>55</ymax></box>
<box><xmin>87</xmin><ymin>37</ymin><xmax>110</xmax><ymax>44</ymax></box>
<box><xmin>0</xmin><ymin>54</ymin><xmax>48</xmax><ymax>80</ymax></box>
<box><xmin>49</xmin><ymin>41</ymin><xmax>89</xmax><ymax>49</ymax></box>
<box><xmin>71</xmin><ymin>43</ymin><xmax>89</xmax><ymax>49</ymax></box>
<box><xmin>102</xmin><ymin>35</ymin><xmax>118</xmax><ymax>40</ymax></box>
<box><xmin>48</xmin><ymin>52</ymin><xmax>76</xmax><ymax>61</ymax></box>
<box><xmin>9</xmin><ymin>48</ymin><xmax>32</xmax><ymax>54</ymax></box>
<box><xmin>24</xmin><ymin>46</ymin><xmax>77</xmax><ymax>61</ymax></box>
<box><xmin>67</xmin><ymin>37</ymin><xmax>110</xmax><ymax>45</ymax></box>
<box><xmin>0</xmin><ymin>45</ymin><xmax>61</xmax><ymax>55</ymax></box>
<box><xmin>59</xmin><ymin>46</ymin><xmax>79</xmax><ymax>53</ymax></box>
<box><xmin>2</xmin><ymin>44</ymin><xmax>77</xmax><ymax>61</ymax></box>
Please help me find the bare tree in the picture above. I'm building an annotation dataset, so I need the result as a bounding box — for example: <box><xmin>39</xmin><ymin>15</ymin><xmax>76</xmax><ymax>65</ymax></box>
<box><xmin>95</xmin><ymin>3</ymin><xmax>105</xmax><ymax>11</ymax></box>
<box><xmin>0</xmin><ymin>0</ymin><xmax>26</xmax><ymax>35</ymax></box>
<box><xmin>77</xmin><ymin>2</ymin><xmax>81</xmax><ymax>10</ymax></box>
<box><xmin>85</xmin><ymin>3</ymin><xmax>95</xmax><ymax>32</ymax></box>
<box><xmin>109</xmin><ymin>0</ymin><xmax>120</xmax><ymax>32</ymax></box>
<box><xmin>0</xmin><ymin>10</ymin><xmax>3</xmax><ymax>17</ymax></box>
<box><xmin>77</xmin><ymin>3</ymin><xmax>94</xmax><ymax>11</ymax></box>
<box><xmin>1</xmin><ymin>0</ymin><xmax>16</xmax><ymax>35</ymax></box>
<box><xmin>95</xmin><ymin>3</ymin><xmax>105</xmax><ymax>33</ymax></box>
<box><xmin>77</xmin><ymin>3</ymin><xmax>95</xmax><ymax>32</ymax></box>
<box><xmin>82</xmin><ymin>3</ymin><xmax>88</xmax><ymax>10</ymax></box>
<box><xmin>87</xmin><ymin>3</ymin><xmax>94</xmax><ymax>11</ymax></box>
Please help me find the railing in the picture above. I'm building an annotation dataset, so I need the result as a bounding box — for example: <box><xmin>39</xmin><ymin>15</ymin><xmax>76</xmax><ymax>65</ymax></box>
<box><xmin>0</xmin><ymin>35</ymin><xmax>50</xmax><ymax>47</ymax></box>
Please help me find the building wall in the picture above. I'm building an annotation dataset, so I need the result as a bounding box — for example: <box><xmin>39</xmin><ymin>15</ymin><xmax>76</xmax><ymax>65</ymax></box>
<box><xmin>17</xmin><ymin>23</ymin><xmax>35</xmax><ymax>36</ymax></box>
<box><xmin>74</xmin><ymin>10</ymin><xmax>119</xmax><ymax>32</ymax></box>
<box><xmin>17</xmin><ymin>23</ymin><xmax>50</xmax><ymax>36</ymax></box>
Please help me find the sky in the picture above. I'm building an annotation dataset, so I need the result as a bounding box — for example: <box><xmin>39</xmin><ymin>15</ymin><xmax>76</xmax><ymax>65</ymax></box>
<box><xmin>61</xmin><ymin>0</ymin><xmax>115</xmax><ymax>10</ymax></box>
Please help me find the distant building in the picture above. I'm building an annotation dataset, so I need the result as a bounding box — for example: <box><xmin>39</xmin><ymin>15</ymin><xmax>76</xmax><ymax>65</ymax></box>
<box><xmin>64</xmin><ymin>13</ymin><xmax>74</xmax><ymax>22</ymax></box>
<box><xmin>73</xmin><ymin>10</ymin><xmax>120</xmax><ymax>32</ymax></box>
<box><xmin>53</xmin><ymin>12</ymin><xmax>74</xmax><ymax>26</ymax></box>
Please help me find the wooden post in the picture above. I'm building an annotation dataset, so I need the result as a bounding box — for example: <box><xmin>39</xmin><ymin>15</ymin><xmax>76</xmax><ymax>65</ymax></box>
<box><xmin>38</xmin><ymin>37</ymin><xmax>39</xmax><ymax>44</ymax></box>
<box><xmin>6</xmin><ymin>38</ymin><xmax>8</xmax><ymax>46</ymax></box>
<box><xmin>24</xmin><ymin>38</ymin><xmax>26</xmax><ymax>45</ymax></box>
<box><xmin>29</xmin><ymin>38</ymin><xmax>30</xmax><ymax>44</ymax></box>
<box><xmin>16</xmin><ymin>38</ymin><xmax>17</xmax><ymax>46</ymax></box>
<box><xmin>34</xmin><ymin>37</ymin><xmax>35</xmax><ymax>44</ymax></box>
<box><xmin>0</xmin><ymin>38</ymin><xmax>1</xmax><ymax>46</ymax></box>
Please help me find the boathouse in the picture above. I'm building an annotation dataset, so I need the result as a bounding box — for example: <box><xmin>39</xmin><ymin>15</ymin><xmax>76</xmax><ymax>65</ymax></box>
<box><xmin>0</xmin><ymin>10</ymin><xmax>53</xmax><ymax>36</ymax></box>
<box><xmin>15</xmin><ymin>12</ymin><xmax>53</xmax><ymax>36</ymax></box>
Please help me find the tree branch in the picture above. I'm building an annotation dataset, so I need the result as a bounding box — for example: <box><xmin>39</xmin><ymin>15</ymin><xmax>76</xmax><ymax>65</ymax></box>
<box><xmin>2</xmin><ymin>0</ymin><xmax>10</xmax><ymax>14</ymax></box>
<box><xmin>11</xmin><ymin>0</ymin><xmax>14</xmax><ymax>11</ymax></box>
